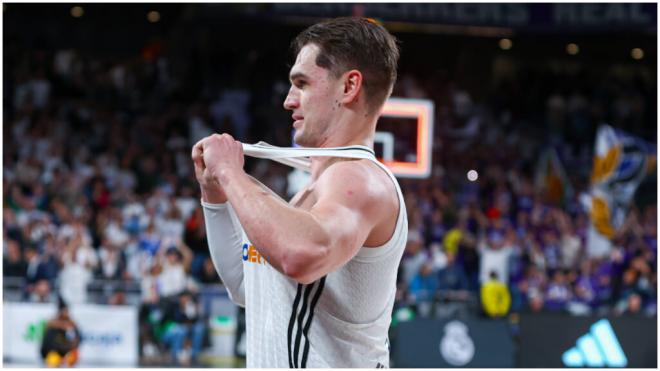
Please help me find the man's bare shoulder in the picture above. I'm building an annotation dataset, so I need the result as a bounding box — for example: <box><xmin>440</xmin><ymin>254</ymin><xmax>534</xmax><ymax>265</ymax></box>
<box><xmin>316</xmin><ymin>159</ymin><xmax>397</xmax><ymax>211</ymax></box>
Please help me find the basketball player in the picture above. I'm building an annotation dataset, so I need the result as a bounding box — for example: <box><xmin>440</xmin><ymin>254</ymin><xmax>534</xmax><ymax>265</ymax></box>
<box><xmin>192</xmin><ymin>17</ymin><xmax>407</xmax><ymax>367</ymax></box>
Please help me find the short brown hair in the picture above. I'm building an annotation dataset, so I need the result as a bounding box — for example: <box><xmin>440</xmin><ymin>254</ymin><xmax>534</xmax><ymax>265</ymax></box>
<box><xmin>291</xmin><ymin>17</ymin><xmax>400</xmax><ymax>115</ymax></box>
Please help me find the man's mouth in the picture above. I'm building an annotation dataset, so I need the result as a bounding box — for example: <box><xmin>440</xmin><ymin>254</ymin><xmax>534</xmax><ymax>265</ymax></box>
<box><xmin>292</xmin><ymin>115</ymin><xmax>304</xmax><ymax>127</ymax></box>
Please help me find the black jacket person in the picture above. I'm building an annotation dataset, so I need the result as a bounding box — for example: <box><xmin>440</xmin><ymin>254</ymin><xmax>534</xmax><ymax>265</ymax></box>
<box><xmin>40</xmin><ymin>296</ymin><xmax>81</xmax><ymax>367</ymax></box>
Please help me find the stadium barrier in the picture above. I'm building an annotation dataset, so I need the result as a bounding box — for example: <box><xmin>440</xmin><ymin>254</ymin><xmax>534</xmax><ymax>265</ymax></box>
<box><xmin>3</xmin><ymin>302</ymin><xmax>138</xmax><ymax>366</ymax></box>
<box><xmin>518</xmin><ymin>313</ymin><xmax>657</xmax><ymax>367</ymax></box>
<box><xmin>391</xmin><ymin>316</ymin><xmax>515</xmax><ymax>367</ymax></box>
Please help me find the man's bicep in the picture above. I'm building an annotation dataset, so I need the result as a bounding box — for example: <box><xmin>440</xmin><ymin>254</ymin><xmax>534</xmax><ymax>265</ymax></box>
<box><xmin>308</xmin><ymin>180</ymin><xmax>378</xmax><ymax>267</ymax></box>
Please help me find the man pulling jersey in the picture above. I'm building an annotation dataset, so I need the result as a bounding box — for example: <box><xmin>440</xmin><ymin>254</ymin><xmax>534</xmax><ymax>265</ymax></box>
<box><xmin>192</xmin><ymin>17</ymin><xmax>407</xmax><ymax>367</ymax></box>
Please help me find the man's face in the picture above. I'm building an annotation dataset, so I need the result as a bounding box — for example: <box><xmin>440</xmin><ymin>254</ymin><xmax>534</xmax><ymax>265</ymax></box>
<box><xmin>283</xmin><ymin>44</ymin><xmax>343</xmax><ymax>147</ymax></box>
<box><xmin>166</xmin><ymin>251</ymin><xmax>179</xmax><ymax>264</ymax></box>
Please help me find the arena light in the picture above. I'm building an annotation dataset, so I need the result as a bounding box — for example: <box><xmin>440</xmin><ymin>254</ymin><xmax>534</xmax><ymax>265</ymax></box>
<box><xmin>70</xmin><ymin>6</ymin><xmax>84</xmax><ymax>18</ymax></box>
<box><xmin>566</xmin><ymin>43</ymin><xmax>579</xmax><ymax>55</ymax></box>
<box><xmin>379</xmin><ymin>98</ymin><xmax>434</xmax><ymax>178</ymax></box>
<box><xmin>499</xmin><ymin>38</ymin><xmax>512</xmax><ymax>50</ymax></box>
<box><xmin>631</xmin><ymin>48</ymin><xmax>644</xmax><ymax>60</ymax></box>
<box><xmin>147</xmin><ymin>10</ymin><xmax>161</xmax><ymax>23</ymax></box>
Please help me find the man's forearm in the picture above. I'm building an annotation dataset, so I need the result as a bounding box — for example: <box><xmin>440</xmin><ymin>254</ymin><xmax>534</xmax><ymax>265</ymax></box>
<box><xmin>202</xmin><ymin>201</ymin><xmax>246</xmax><ymax>306</ymax></box>
<box><xmin>219</xmin><ymin>169</ymin><xmax>330</xmax><ymax>278</ymax></box>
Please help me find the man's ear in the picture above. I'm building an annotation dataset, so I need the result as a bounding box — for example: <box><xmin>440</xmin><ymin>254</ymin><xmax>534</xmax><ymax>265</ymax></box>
<box><xmin>341</xmin><ymin>70</ymin><xmax>363</xmax><ymax>105</ymax></box>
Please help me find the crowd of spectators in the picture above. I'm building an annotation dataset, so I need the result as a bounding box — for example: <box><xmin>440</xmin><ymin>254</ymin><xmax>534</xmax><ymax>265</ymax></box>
<box><xmin>2</xmin><ymin>44</ymin><xmax>232</xmax><ymax>365</ymax></box>
<box><xmin>398</xmin><ymin>173</ymin><xmax>657</xmax><ymax>319</ymax></box>
<box><xmin>3</xmin><ymin>14</ymin><xmax>657</xmax><ymax>365</ymax></box>
<box><xmin>393</xmin><ymin>56</ymin><xmax>657</xmax><ymax>319</ymax></box>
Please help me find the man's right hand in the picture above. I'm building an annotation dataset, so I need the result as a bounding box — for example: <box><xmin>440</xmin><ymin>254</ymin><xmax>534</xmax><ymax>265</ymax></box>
<box><xmin>192</xmin><ymin>137</ymin><xmax>228</xmax><ymax>203</ymax></box>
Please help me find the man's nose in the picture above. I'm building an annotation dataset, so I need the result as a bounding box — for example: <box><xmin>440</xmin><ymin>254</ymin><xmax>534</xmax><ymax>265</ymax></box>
<box><xmin>283</xmin><ymin>88</ymin><xmax>299</xmax><ymax>110</ymax></box>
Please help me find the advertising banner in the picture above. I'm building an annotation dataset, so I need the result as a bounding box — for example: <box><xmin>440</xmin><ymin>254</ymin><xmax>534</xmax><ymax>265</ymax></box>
<box><xmin>3</xmin><ymin>302</ymin><xmax>138</xmax><ymax>366</ymax></box>
<box><xmin>519</xmin><ymin>313</ymin><xmax>656</xmax><ymax>367</ymax></box>
<box><xmin>391</xmin><ymin>317</ymin><xmax>515</xmax><ymax>367</ymax></box>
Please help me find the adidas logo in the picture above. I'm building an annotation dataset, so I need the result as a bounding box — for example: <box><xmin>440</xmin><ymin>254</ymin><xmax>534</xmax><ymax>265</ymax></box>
<box><xmin>562</xmin><ymin>319</ymin><xmax>628</xmax><ymax>367</ymax></box>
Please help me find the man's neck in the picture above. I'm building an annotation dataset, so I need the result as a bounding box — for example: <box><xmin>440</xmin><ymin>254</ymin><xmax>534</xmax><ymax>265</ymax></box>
<box><xmin>309</xmin><ymin>134</ymin><xmax>374</xmax><ymax>180</ymax></box>
<box><xmin>307</xmin><ymin>109</ymin><xmax>378</xmax><ymax>180</ymax></box>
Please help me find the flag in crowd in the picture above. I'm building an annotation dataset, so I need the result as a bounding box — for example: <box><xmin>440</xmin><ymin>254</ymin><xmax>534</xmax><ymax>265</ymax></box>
<box><xmin>535</xmin><ymin>147</ymin><xmax>574</xmax><ymax>206</ymax></box>
<box><xmin>582</xmin><ymin>124</ymin><xmax>657</xmax><ymax>257</ymax></box>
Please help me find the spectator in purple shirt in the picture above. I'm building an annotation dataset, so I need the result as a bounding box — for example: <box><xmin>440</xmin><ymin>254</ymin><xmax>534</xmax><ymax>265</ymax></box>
<box><xmin>568</xmin><ymin>260</ymin><xmax>599</xmax><ymax>315</ymax></box>
<box><xmin>544</xmin><ymin>270</ymin><xmax>572</xmax><ymax>311</ymax></box>
<box><xmin>514</xmin><ymin>210</ymin><xmax>531</xmax><ymax>240</ymax></box>
<box><xmin>593</xmin><ymin>259</ymin><xmax>614</xmax><ymax>306</ymax></box>
<box><xmin>519</xmin><ymin>265</ymin><xmax>547</xmax><ymax>311</ymax></box>
<box><xmin>514</xmin><ymin>179</ymin><xmax>535</xmax><ymax>214</ymax></box>
<box><xmin>541</xmin><ymin>230</ymin><xmax>561</xmax><ymax>271</ymax></box>
<box><xmin>427</xmin><ymin>209</ymin><xmax>447</xmax><ymax>244</ymax></box>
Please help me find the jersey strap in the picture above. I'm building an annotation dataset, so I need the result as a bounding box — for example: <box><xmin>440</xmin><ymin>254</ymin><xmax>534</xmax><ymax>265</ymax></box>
<box><xmin>242</xmin><ymin>141</ymin><xmax>376</xmax><ymax>172</ymax></box>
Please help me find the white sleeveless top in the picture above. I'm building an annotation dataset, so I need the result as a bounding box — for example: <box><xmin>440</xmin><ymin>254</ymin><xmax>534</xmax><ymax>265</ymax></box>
<box><xmin>238</xmin><ymin>143</ymin><xmax>408</xmax><ymax>368</ymax></box>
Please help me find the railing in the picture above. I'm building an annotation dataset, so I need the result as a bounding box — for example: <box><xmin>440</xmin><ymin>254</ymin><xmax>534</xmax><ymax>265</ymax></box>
<box><xmin>4</xmin><ymin>275</ymin><xmax>482</xmax><ymax>320</ymax></box>
<box><xmin>2</xmin><ymin>276</ymin><xmax>231</xmax><ymax>311</ymax></box>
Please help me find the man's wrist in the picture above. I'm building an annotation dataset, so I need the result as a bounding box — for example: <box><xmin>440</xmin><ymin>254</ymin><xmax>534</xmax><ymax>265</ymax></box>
<box><xmin>201</xmin><ymin>187</ymin><xmax>227</xmax><ymax>204</ymax></box>
<box><xmin>216</xmin><ymin>166</ymin><xmax>243</xmax><ymax>186</ymax></box>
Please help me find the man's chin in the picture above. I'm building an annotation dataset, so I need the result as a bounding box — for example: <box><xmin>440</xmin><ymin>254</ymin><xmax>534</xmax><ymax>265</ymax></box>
<box><xmin>293</xmin><ymin>133</ymin><xmax>311</xmax><ymax>147</ymax></box>
<box><xmin>294</xmin><ymin>130</ymin><xmax>325</xmax><ymax>148</ymax></box>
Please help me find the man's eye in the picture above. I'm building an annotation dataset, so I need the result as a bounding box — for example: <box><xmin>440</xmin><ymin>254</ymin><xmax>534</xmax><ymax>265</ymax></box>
<box><xmin>295</xmin><ymin>81</ymin><xmax>306</xmax><ymax>88</ymax></box>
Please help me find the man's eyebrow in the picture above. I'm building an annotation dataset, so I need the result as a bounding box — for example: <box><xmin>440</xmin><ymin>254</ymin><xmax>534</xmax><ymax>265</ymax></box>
<box><xmin>289</xmin><ymin>72</ymin><xmax>309</xmax><ymax>82</ymax></box>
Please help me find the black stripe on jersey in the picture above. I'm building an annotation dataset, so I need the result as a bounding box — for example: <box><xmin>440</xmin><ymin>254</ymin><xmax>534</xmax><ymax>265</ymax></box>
<box><xmin>300</xmin><ymin>276</ymin><xmax>326</xmax><ymax>368</ymax></box>
<box><xmin>293</xmin><ymin>282</ymin><xmax>316</xmax><ymax>367</ymax></box>
<box><xmin>287</xmin><ymin>284</ymin><xmax>303</xmax><ymax>368</ymax></box>
<box><xmin>279</xmin><ymin>145</ymin><xmax>375</xmax><ymax>157</ymax></box>
<box><xmin>328</xmin><ymin>146</ymin><xmax>376</xmax><ymax>156</ymax></box>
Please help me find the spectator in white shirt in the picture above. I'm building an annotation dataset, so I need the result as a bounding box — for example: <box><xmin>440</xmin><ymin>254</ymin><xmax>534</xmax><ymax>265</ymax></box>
<box><xmin>59</xmin><ymin>230</ymin><xmax>98</xmax><ymax>305</ymax></box>
<box><xmin>157</xmin><ymin>243</ymin><xmax>193</xmax><ymax>298</ymax></box>
<box><xmin>478</xmin><ymin>227</ymin><xmax>514</xmax><ymax>285</ymax></box>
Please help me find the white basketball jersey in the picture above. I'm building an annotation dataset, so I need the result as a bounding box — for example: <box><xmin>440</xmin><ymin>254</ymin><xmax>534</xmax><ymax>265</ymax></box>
<box><xmin>237</xmin><ymin>145</ymin><xmax>408</xmax><ymax>368</ymax></box>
